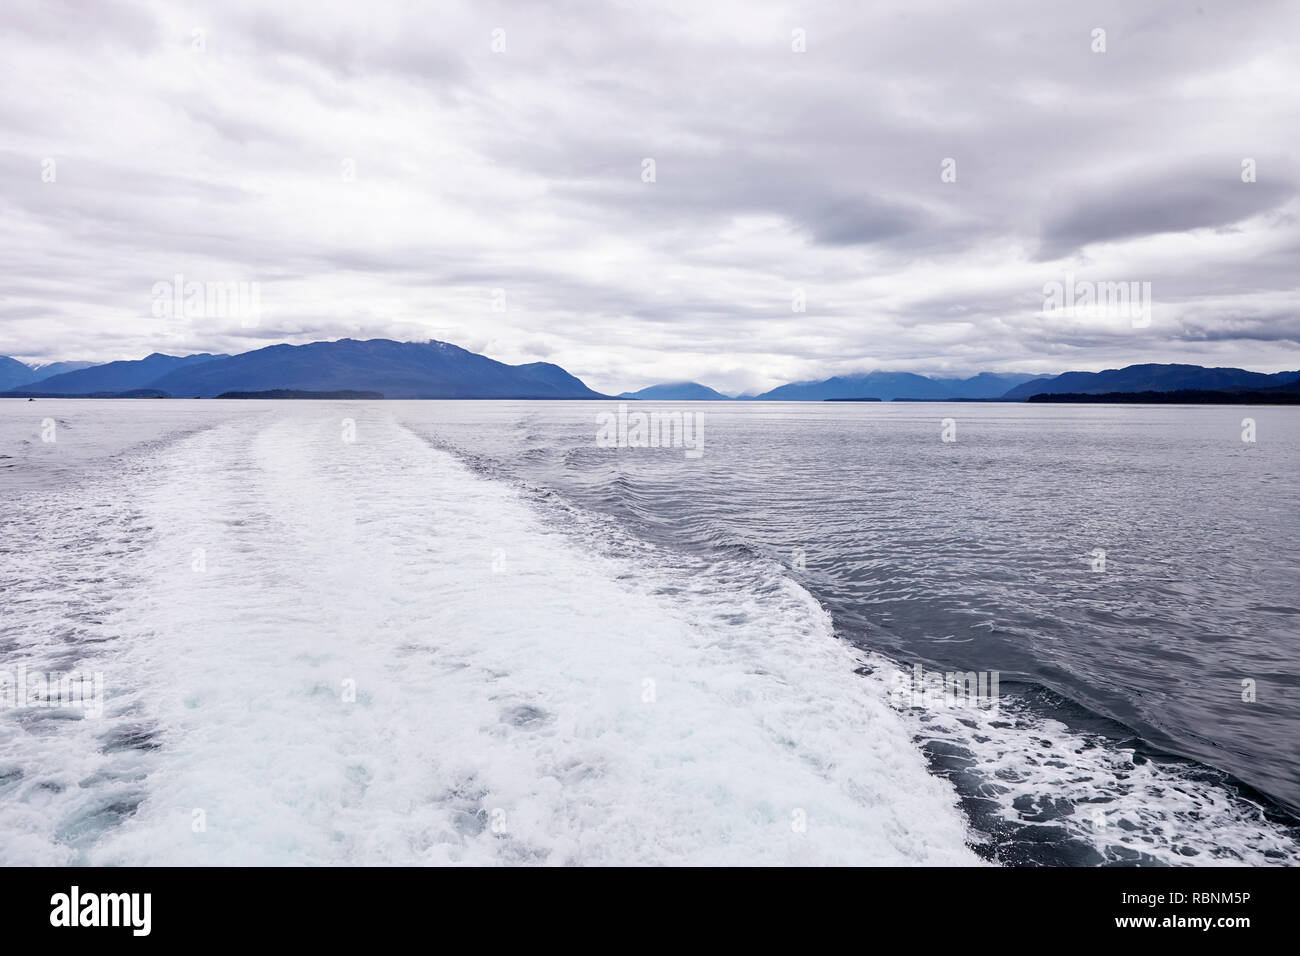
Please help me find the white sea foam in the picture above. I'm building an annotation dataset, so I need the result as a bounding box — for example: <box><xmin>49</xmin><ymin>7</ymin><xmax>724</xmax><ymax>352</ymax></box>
<box><xmin>902</xmin><ymin>695</ymin><xmax>1300</xmax><ymax>865</ymax></box>
<box><xmin>0</xmin><ymin>403</ymin><xmax>979</xmax><ymax>865</ymax></box>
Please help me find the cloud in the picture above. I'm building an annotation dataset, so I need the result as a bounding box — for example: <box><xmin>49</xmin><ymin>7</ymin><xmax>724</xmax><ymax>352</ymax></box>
<box><xmin>1</xmin><ymin>0</ymin><xmax>1298</xmax><ymax>392</ymax></box>
<box><xmin>1037</xmin><ymin>163</ymin><xmax>1297</xmax><ymax>260</ymax></box>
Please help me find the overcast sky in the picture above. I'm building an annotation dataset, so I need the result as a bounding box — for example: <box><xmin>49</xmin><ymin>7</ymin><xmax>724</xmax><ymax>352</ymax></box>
<box><xmin>2</xmin><ymin>0</ymin><xmax>1298</xmax><ymax>393</ymax></box>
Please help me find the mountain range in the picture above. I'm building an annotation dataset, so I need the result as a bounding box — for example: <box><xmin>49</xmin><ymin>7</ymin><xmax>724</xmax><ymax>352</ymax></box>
<box><xmin>18</xmin><ymin>352</ymin><xmax>229</xmax><ymax>395</ymax></box>
<box><xmin>1001</xmin><ymin>363</ymin><xmax>1300</xmax><ymax>400</ymax></box>
<box><xmin>750</xmin><ymin>371</ymin><xmax>1039</xmax><ymax>401</ymax></box>
<box><xmin>0</xmin><ymin>357</ymin><xmax>97</xmax><ymax>391</ymax></box>
<box><xmin>3</xmin><ymin>339</ymin><xmax>605</xmax><ymax>399</ymax></box>
<box><xmin>640</xmin><ymin>366</ymin><xmax>1300</xmax><ymax>401</ymax></box>
<box><xmin>3</xmin><ymin>339</ymin><xmax>1298</xmax><ymax>402</ymax></box>
<box><xmin>618</xmin><ymin>382</ymin><xmax>733</xmax><ymax>401</ymax></box>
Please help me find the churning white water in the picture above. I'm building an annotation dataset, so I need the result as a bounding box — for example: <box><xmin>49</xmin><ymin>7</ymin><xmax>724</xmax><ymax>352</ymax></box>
<box><xmin>0</xmin><ymin>402</ymin><xmax>978</xmax><ymax>865</ymax></box>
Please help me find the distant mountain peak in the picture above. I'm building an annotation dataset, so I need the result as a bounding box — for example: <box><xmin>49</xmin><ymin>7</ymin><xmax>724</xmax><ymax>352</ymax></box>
<box><xmin>754</xmin><ymin>370</ymin><xmax>1038</xmax><ymax>401</ymax></box>
<box><xmin>143</xmin><ymin>336</ymin><xmax>606</xmax><ymax>399</ymax></box>
<box><xmin>618</xmin><ymin>381</ymin><xmax>732</xmax><ymax>401</ymax></box>
<box><xmin>1000</xmin><ymin>363</ymin><xmax>1300</xmax><ymax>400</ymax></box>
<box><xmin>7</xmin><ymin>351</ymin><xmax>229</xmax><ymax>395</ymax></box>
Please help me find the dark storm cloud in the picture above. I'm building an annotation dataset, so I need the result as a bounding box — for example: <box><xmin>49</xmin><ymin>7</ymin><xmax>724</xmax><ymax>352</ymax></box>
<box><xmin>1038</xmin><ymin>164</ymin><xmax>1297</xmax><ymax>260</ymax></box>
<box><xmin>1174</xmin><ymin>308</ymin><xmax>1300</xmax><ymax>344</ymax></box>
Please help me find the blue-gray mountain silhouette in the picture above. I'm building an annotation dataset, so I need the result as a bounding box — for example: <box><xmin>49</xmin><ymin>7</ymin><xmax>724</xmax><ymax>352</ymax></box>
<box><xmin>1002</xmin><ymin>363</ymin><xmax>1300</xmax><ymax>400</ymax></box>
<box><xmin>25</xmin><ymin>360</ymin><xmax>97</xmax><ymax>378</ymax></box>
<box><xmin>15</xmin><ymin>352</ymin><xmax>228</xmax><ymax>394</ymax></box>
<box><xmin>0</xmin><ymin>357</ymin><xmax>99</xmax><ymax>391</ymax></box>
<box><xmin>755</xmin><ymin>371</ymin><xmax>1038</xmax><ymax>401</ymax></box>
<box><xmin>0</xmin><ymin>356</ymin><xmax>33</xmax><ymax>391</ymax></box>
<box><xmin>146</xmin><ymin>338</ymin><xmax>606</xmax><ymax>399</ymax></box>
<box><xmin>618</xmin><ymin>382</ymin><xmax>732</xmax><ymax>400</ymax></box>
<box><xmin>7</xmin><ymin>344</ymin><xmax>1296</xmax><ymax>404</ymax></box>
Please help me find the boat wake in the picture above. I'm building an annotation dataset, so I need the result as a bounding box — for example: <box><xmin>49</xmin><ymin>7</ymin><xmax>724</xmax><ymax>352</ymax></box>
<box><xmin>0</xmin><ymin>404</ymin><xmax>977</xmax><ymax>865</ymax></box>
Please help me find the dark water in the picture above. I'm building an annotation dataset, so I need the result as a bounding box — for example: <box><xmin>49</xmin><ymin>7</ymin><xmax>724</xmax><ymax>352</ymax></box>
<box><xmin>404</xmin><ymin>399</ymin><xmax>1300</xmax><ymax>864</ymax></box>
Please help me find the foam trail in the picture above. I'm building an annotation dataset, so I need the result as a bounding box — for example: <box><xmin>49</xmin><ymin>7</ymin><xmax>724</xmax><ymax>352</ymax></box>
<box><xmin>0</xmin><ymin>405</ymin><xmax>978</xmax><ymax>865</ymax></box>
